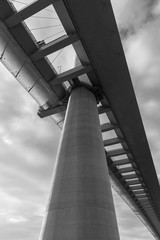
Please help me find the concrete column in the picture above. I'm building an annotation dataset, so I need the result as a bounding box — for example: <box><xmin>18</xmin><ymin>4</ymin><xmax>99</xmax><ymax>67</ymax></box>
<box><xmin>40</xmin><ymin>87</ymin><xmax>120</xmax><ymax>240</ymax></box>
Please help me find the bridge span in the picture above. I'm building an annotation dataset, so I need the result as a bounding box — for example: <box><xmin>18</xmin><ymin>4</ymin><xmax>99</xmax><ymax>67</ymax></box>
<box><xmin>0</xmin><ymin>0</ymin><xmax>160</xmax><ymax>239</ymax></box>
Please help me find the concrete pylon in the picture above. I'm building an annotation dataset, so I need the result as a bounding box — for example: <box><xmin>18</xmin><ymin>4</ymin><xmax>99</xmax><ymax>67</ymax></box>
<box><xmin>40</xmin><ymin>87</ymin><xmax>120</xmax><ymax>240</ymax></box>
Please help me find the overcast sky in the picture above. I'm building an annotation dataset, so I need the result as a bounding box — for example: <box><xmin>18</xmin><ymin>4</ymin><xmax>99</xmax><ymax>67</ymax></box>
<box><xmin>0</xmin><ymin>0</ymin><xmax>160</xmax><ymax>239</ymax></box>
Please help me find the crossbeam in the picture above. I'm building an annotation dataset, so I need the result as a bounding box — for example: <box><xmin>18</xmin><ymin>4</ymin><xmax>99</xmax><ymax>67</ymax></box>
<box><xmin>50</xmin><ymin>65</ymin><xmax>92</xmax><ymax>86</ymax></box>
<box><xmin>139</xmin><ymin>199</ymin><xmax>151</xmax><ymax>203</ymax></box>
<box><xmin>5</xmin><ymin>0</ymin><xmax>53</xmax><ymax>28</ymax></box>
<box><xmin>119</xmin><ymin>167</ymin><xmax>134</xmax><ymax>174</ymax></box>
<box><xmin>113</xmin><ymin>158</ymin><xmax>131</xmax><ymax>166</ymax></box>
<box><xmin>38</xmin><ymin>105</ymin><xmax>66</xmax><ymax>118</ymax></box>
<box><xmin>134</xmin><ymin>190</ymin><xmax>146</xmax><ymax>194</ymax></box>
<box><xmin>130</xmin><ymin>185</ymin><xmax>143</xmax><ymax>190</ymax></box>
<box><xmin>31</xmin><ymin>34</ymin><xmax>79</xmax><ymax>61</ymax></box>
<box><xmin>123</xmin><ymin>173</ymin><xmax>138</xmax><ymax>180</ymax></box>
<box><xmin>101</xmin><ymin>123</ymin><xmax>118</xmax><ymax>132</ymax></box>
<box><xmin>98</xmin><ymin>106</ymin><xmax>110</xmax><ymax>114</ymax></box>
<box><xmin>137</xmin><ymin>196</ymin><xmax>149</xmax><ymax>199</ymax></box>
<box><xmin>104</xmin><ymin>137</ymin><xmax>122</xmax><ymax>146</ymax></box>
<box><xmin>127</xmin><ymin>179</ymin><xmax>140</xmax><ymax>185</ymax></box>
<box><xmin>142</xmin><ymin>203</ymin><xmax>152</xmax><ymax>207</ymax></box>
<box><xmin>107</xmin><ymin>148</ymin><xmax>127</xmax><ymax>157</ymax></box>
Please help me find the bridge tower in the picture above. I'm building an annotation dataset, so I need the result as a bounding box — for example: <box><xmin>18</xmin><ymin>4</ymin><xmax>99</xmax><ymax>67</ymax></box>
<box><xmin>40</xmin><ymin>86</ymin><xmax>120</xmax><ymax>240</ymax></box>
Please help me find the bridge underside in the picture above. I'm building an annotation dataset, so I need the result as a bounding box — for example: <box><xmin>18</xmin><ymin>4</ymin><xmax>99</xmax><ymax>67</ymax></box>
<box><xmin>0</xmin><ymin>0</ymin><xmax>160</xmax><ymax>239</ymax></box>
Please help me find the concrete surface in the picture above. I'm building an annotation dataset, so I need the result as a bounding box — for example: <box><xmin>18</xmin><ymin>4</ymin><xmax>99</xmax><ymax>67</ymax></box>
<box><xmin>40</xmin><ymin>87</ymin><xmax>120</xmax><ymax>240</ymax></box>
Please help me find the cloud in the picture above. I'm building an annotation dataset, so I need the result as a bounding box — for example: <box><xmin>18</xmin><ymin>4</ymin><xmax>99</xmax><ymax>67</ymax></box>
<box><xmin>9</xmin><ymin>216</ymin><xmax>27</xmax><ymax>223</ymax></box>
<box><xmin>0</xmin><ymin>63</ymin><xmax>61</xmax><ymax>240</ymax></box>
<box><xmin>111</xmin><ymin>0</ymin><xmax>158</xmax><ymax>38</ymax></box>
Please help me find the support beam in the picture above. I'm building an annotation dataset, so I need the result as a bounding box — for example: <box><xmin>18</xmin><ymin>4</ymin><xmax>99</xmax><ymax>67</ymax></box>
<box><xmin>135</xmin><ymin>192</ymin><xmax>147</xmax><ymax>196</ymax></box>
<box><xmin>114</xmin><ymin>158</ymin><xmax>131</xmax><ymax>166</ymax></box>
<box><xmin>118</xmin><ymin>167</ymin><xmax>134</xmax><ymax>174</ymax></box>
<box><xmin>107</xmin><ymin>148</ymin><xmax>127</xmax><ymax>157</ymax></box>
<box><xmin>134</xmin><ymin>190</ymin><xmax>146</xmax><ymax>194</ymax></box>
<box><xmin>101</xmin><ymin>122</ymin><xmax>118</xmax><ymax>132</ymax></box>
<box><xmin>138</xmin><ymin>199</ymin><xmax>152</xmax><ymax>203</ymax></box>
<box><xmin>137</xmin><ymin>196</ymin><xmax>149</xmax><ymax>199</ymax></box>
<box><xmin>5</xmin><ymin>0</ymin><xmax>53</xmax><ymax>28</ymax></box>
<box><xmin>142</xmin><ymin>204</ymin><xmax>152</xmax><ymax>207</ymax></box>
<box><xmin>38</xmin><ymin>105</ymin><xmax>66</xmax><ymax>118</ymax></box>
<box><xmin>127</xmin><ymin>179</ymin><xmax>140</xmax><ymax>185</ymax></box>
<box><xmin>130</xmin><ymin>185</ymin><xmax>143</xmax><ymax>190</ymax></box>
<box><xmin>134</xmin><ymin>195</ymin><xmax>148</xmax><ymax>199</ymax></box>
<box><xmin>123</xmin><ymin>173</ymin><xmax>138</xmax><ymax>179</ymax></box>
<box><xmin>144</xmin><ymin>209</ymin><xmax>154</xmax><ymax>212</ymax></box>
<box><xmin>98</xmin><ymin>106</ymin><xmax>110</xmax><ymax>114</ymax></box>
<box><xmin>104</xmin><ymin>137</ymin><xmax>122</xmax><ymax>146</ymax></box>
<box><xmin>50</xmin><ymin>65</ymin><xmax>92</xmax><ymax>86</ymax></box>
<box><xmin>40</xmin><ymin>87</ymin><xmax>120</xmax><ymax>240</ymax></box>
<box><xmin>31</xmin><ymin>34</ymin><xmax>79</xmax><ymax>61</ymax></box>
<box><xmin>143</xmin><ymin>205</ymin><xmax>153</xmax><ymax>209</ymax></box>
